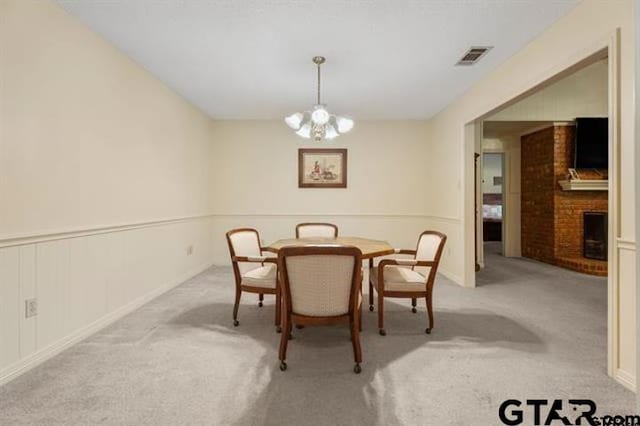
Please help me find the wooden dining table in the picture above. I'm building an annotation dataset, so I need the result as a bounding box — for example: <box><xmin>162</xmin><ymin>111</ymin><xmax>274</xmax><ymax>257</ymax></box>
<box><xmin>265</xmin><ymin>236</ymin><xmax>395</xmax><ymax>273</ymax></box>
<box><xmin>265</xmin><ymin>236</ymin><xmax>394</xmax><ymax>260</ymax></box>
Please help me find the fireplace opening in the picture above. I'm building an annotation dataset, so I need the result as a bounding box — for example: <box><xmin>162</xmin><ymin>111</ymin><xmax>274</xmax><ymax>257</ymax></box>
<box><xmin>583</xmin><ymin>212</ymin><xmax>607</xmax><ymax>261</ymax></box>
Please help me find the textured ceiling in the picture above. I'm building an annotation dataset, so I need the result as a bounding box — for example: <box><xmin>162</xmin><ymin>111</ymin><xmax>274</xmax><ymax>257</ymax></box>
<box><xmin>56</xmin><ymin>0</ymin><xmax>580</xmax><ymax>120</ymax></box>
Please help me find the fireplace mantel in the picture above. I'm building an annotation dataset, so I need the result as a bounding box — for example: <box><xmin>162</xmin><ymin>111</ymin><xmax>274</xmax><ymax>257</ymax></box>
<box><xmin>558</xmin><ymin>179</ymin><xmax>608</xmax><ymax>191</ymax></box>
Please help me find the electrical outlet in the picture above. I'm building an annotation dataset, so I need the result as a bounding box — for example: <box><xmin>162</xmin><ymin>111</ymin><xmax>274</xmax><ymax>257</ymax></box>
<box><xmin>25</xmin><ymin>298</ymin><xmax>37</xmax><ymax>318</ymax></box>
<box><xmin>186</xmin><ymin>245</ymin><xmax>194</xmax><ymax>255</ymax></box>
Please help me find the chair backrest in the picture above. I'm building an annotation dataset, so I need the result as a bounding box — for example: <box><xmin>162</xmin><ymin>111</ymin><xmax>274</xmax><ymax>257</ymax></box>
<box><xmin>278</xmin><ymin>245</ymin><xmax>362</xmax><ymax>317</ymax></box>
<box><xmin>413</xmin><ymin>231</ymin><xmax>447</xmax><ymax>279</ymax></box>
<box><xmin>226</xmin><ymin>228</ymin><xmax>262</xmax><ymax>276</ymax></box>
<box><xmin>295</xmin><ymin>223</ymin><xmax>339</xmax><ymax>239</ymax></box>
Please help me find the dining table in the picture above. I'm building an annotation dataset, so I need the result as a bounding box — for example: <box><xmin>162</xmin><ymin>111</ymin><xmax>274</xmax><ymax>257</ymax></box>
<box><xmin>266</xmin><ymin>236</ymin><xmax>394</xmax><ymax>258</ymax></box>
<box><xmin>265</xmin><ymin>236</ymin><xmax>395</xmax><ymax>269</ymax></box>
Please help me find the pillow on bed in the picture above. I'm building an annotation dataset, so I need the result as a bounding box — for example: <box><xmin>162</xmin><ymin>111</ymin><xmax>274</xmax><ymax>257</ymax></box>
<box><xmin>482</xmin><ymin>204</ymin><xmax>502</xmax><ymax>220</ymax></box>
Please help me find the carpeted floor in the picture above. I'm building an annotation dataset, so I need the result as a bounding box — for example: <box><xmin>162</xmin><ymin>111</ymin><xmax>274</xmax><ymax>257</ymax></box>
<box><xmin>0</xmin><ymin>245</ymin><xmax>635</xmax><ymax>425</ymax></box>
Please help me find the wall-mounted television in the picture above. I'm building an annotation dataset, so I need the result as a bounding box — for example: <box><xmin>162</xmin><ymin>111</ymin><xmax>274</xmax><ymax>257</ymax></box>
<box><xmin>574</xmin><ymin>117</ymin><xmax>608</xmax><ymax>169</ymax></box>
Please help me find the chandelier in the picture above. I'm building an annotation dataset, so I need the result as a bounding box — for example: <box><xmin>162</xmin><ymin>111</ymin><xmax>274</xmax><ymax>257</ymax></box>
<box><xmin>285</xmin><ymin>56</ymin><xmax>354</xmax><ymax>141</ymax></box>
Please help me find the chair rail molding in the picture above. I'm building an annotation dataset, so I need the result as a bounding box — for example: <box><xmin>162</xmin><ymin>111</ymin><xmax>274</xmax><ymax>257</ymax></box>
<box><xmin>0</xmin><ymin>214</ymin><xmax>215</xmax><ymax>249</ymax></box>
<box><xmin>616</xmin><ymin>238</ymin><xmax>636</xmax><ymax>251</ymax></box>
<box><xmin>209</xmin><ymin>213</ymin><xmax>462</xmax><ymax>222</ymax></box>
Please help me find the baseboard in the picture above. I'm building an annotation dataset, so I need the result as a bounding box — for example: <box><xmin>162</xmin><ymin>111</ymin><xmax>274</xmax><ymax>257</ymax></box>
<box><xmin>439</xmin><ymin>268</ymin><xmax>463</xmax><ymax>286</ymax></box>
<box><xmin>614</xmin><ymin>368</ymin><xmax>637</xmax><ymax>392</ymax></box>
<box><xmin>0</xmin><ymin>260</ymin><xmax>213</xmax><ymax>387</ymax></box>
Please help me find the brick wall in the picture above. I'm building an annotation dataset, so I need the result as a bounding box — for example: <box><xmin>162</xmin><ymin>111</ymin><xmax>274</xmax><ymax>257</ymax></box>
<box><xmin>521</xmin><ymin>127</ymin><xmax>556</xmax><ymax>264</ymax></box>
<box><xmin>553</xmin><ymin>125</ymin><xmax>608</xmax><ymax>258</ymax></box>
<box><xmin>521</xmin><ymin>125</ymin><xmax>607</xmax><ymax>275</ymax></box>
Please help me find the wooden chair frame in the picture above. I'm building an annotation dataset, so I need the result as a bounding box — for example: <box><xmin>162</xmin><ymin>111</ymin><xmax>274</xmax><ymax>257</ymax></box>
<box><xmin>295</xmin><ymin>222</ymin><xmax>339</xmax><ymax>238</ymax></box>
<box><xmin>277</xmin><ymin>245</ymin><xmax>363</xmax><ymax>374</ymax></box>
<box><xmin>226</xmin><ymin>228</ymin><xmax>281</xmax><ymax>332</ymax></box>
<box><xmin>369</xmin><ymin>230</ymin><xmax>447</xmax><ymax>335</ymax></box>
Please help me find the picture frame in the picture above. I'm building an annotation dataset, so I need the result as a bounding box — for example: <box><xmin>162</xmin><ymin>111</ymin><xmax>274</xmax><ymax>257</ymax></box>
<box><xmin>298</xmin><ymin>148</ymin><xmax>347</xmax><ymax>188</ymax></box>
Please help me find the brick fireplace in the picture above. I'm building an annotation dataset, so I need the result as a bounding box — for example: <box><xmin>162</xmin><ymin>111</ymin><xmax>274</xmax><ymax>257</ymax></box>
<box><xmin>521</xmin><ymin>125</ymin><xmax>607</xmax><ymax>276</ymax></box>
<box><xmin>583</xmin><ymin>212</ymin><xmax>607</xmax><ymax>260</ymax></box>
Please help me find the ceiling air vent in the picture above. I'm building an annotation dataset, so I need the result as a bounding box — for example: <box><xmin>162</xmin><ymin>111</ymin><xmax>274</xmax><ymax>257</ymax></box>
<box><xmin>456</xmin><ymin>46</ymin><xmax>493</xmax><ymax>66</ymax></box>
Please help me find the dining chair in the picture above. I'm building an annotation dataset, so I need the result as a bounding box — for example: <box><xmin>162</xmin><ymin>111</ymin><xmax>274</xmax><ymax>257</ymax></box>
<box><xmin>369</xmin><ymin>231</ymin><xmax>447</xmax><ymax>336</ymax></box>
<box><xmin>226</xmin><ymin>228</ymin><xmax>281</xmax><ymax>332</ymax></box>
<box><xmin>295</xmin><ymin>222</ymin><xmax>339</xmax><ymax>238</ymax></box>
<box><xmin>277</xmin><ymin>245</ymin><xmax>363</xmax><ymax>374</ymax></box>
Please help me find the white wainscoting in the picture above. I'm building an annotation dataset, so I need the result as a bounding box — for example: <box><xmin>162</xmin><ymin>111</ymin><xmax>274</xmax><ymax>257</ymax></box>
<box><xmin>615</xmin><ymin>238</ymin><xmax>637</xmax><ymax>391</ymax></box>
<box><xmin>0</xmin><ymin>217</ymin><xmax>214</xmax><ymax>385</ymax></box>
<box><xmin>209</xmin><ymin>214</ymin><xmax>463</xmax><ymax>285</ymax></box>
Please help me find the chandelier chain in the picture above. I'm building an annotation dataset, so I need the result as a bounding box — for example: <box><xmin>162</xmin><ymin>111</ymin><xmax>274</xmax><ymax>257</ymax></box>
<box><xmin>316</xmin><ymin>62</ymin><xmax>321</xmax><ymax>105</ymax></box>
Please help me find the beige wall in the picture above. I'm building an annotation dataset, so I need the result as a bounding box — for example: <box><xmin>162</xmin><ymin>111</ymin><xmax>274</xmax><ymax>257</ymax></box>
<box><xmin>210</xmin><ymin>120</ymin><xmax>430</xmax><ymax>216</ymax></box>
<box><xmin>0</xmin><ymin>0</ymin><xmax>216</xmax><ymax>239</ymax></box>
<box><xmin>0</xmin><ymin>0</ymin><xmax>216</xmax><ymax>383</ymax></box>
<box><xmin>482</xmin><ymin>153</ymin><xmax>503</xmax><ymax>194</ymax></box>
<box><xmin>207</xmin><ymin>120</ymin><xmax>464</xmax><ymax>279</ymax></box>
<box><xmin>426</xmin><ymin>0</ymin><xmax>636</xmax><ymax>390</ymax></box>
<box><xmin>489</xmin><ymin>59</ymin><xmax>608</xmax><ymax>121</ymax></box>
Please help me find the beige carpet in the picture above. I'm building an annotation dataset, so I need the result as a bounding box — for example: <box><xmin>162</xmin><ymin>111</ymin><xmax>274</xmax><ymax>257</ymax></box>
<box><xmin>0</xmin><ymin>247</ymin><xmax>635</xmax><ymax>425</ymax></box>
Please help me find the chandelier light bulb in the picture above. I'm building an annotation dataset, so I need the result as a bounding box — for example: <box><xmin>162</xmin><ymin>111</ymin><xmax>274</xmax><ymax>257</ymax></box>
<box><xmin>311</xmin><ymin>106</ymin><xmax>330</xmax><ymax>125</ymax></box>
<box><xmin>336</xmin><ymin>117</ymin><xmax>354</xmax><ymax>133</ymax></box>
<box><xmin>324</xmin><ymin>124</ymin><xmax>339</xmax><ymax>140</ymax></box>
<box><xmin>285</xmin><ymin>112</ymin><xmax>303</xmax><ymax>130</ymax></box>
<box><xmin>295</xmin><ymin>122</ymin><xmax>312</xmax><ymax>138</ymax></box>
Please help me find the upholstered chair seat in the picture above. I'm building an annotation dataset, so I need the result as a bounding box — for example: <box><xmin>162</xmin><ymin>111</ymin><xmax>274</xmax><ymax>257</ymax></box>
<box><xmin>370</xmin><ymin>266</ymin><xmax>426</xmax><ymax>292</ymax></box>
<box><xmin>241</xmin><ymin>264</ymin><xmax>277</xmax><ymax>288</ymax></box>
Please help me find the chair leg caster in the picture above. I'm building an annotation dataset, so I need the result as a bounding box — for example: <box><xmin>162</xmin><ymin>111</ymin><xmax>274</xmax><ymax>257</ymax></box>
<box><xmin>258</xmin><ymin>302</ymin><xmax>263</xmax><ymax>308</ymax></box>
<box><xmin>425</xmin><ymin>328</ymin><xmax>432</xmax><ymax>334</ymax></box>
<box><xmin>279</xmin><ymin>361</ymin><xmax>287</xmax><ymax>371</ymax></box>
<box><xmin>379</xmin><ymin>329</ymin><xmax>386</xmax><ymax>336</ymax></box>
<box><xmin>276</xmin><ymin>326</ymin><xmax>282</xmax><ymax>333</ymax></box>
<box><xmin>233</xmin><ymin>320</ymin><xmax>239</xmax><ymax>327</ymax></box>
<box><xmin>353</xmin><ymin>363</ymin><xmax>362</xmax><ymax>374</ymax></box>
<box><xmin>411</xmin><ymin>307</ymin><xmax>417</xmax><ymax>313</ymax></box>
<box><xmin>295</xmin><ymin>324</ymin><xmax>304</xmax><ymax>329</ymax></box>
<box><xmin>369</xmin><ymin>305</ymin><xmax>374</xmax><ymax>312</ymax></box>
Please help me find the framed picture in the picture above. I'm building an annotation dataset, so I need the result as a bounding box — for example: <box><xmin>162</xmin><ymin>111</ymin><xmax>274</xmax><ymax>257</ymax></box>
<box><xmin>298</xmin><ymin>148</ymin><xmax>347</xmax><ymax>188</ymax></box>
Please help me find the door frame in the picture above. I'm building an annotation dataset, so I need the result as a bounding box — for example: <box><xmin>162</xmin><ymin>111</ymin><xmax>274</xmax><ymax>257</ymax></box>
<box><xmin>478</xmin><ymin>151</ymin><xmax>506</xmax><ymax>259</ymax></box>
<box><xmin>634</xmin><ymin>0</ymin><xmax>640</xmax><ymax>408</ymax></box>
<box><xmin>463</xmin><ymin>31</ymin><xmax>621</xmax><ymax>381</ymax></box>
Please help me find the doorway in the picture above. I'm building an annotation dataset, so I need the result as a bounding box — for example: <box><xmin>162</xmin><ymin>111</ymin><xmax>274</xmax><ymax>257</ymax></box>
<box><xmin>464</xmin><ymin>42</ymin><xmax>621</xmax><ymax>383</ymax></box>
<box><xmin>481</xmin><ymin>153</ymin><xmax>504</xmax><ymax>260</ymax></box>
